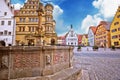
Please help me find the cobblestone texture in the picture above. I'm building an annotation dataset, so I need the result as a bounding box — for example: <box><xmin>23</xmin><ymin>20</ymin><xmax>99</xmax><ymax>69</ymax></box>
<box><xmin>73</xmin><ymin>47</ymin><xmax>120</xmax><ymax>80</ymax></box>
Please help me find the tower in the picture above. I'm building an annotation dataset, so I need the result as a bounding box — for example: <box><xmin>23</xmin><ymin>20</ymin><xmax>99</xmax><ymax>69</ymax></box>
<box><xmin>15</xmin><ymin>0</ymin><xmax>57</xmax><ymax>46</ymax></box>
<box><xmin>44</xmin><ymin>3</ymin><xmax>57</xmax><ymax>45</ymax></box>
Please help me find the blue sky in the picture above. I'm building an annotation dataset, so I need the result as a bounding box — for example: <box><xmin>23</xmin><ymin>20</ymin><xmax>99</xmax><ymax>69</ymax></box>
<box><xmin>11</xmin><ymin>0</ymin><xmax>120</xmax><ymax>36</ymax></box>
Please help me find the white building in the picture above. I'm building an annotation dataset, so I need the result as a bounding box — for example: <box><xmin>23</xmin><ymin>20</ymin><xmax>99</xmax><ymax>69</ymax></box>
<box><xmin>88</xmin><ymin>26</ymin><xmax>96</xmax><ymax>46</ymax></box>
<box><xmin>0</xmin><ymin>0</ymin><xmax>15</xmax><ymax>46</ymax></box>
<box><xmin>66</xmin><ymin>25</ymin><xmax>78</xmax><ymax>46</ymax></box>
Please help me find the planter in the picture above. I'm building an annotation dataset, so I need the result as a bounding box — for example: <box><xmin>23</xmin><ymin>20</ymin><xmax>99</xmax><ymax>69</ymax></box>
<box><xmin>93</xmin><ymin>49</ymin><xmax>98</xmax><ymax>51</ymax></box>
<box><xmin>93</xmin><ymin>45</ymin><xmax>99</xmax><ymax>51</ymax></box>
<box><xmin>111</xmin><ymin>46</ymin><xmax>115</xmax><ymax>51</ymax></box>
<box><xmin>77</xmin><ymin>49</ymin><xmax>81</xmax><ymax>51</ymax></box>
<box><xmin>77</xmin><ymin>45</ymin><xmax>81</xmax><ymax>51</ymax></box>
<box><xmin>111</xmin><ymin>49</ymin><xmax>115</xmax><ymax>51</ymax></box>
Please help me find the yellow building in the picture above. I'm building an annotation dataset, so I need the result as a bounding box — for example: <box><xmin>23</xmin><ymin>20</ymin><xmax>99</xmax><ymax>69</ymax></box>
<box><xmin>81</xmin><ymin>34</ymin><xmax>88</xmax><ymax>46</ymax></box>
<box><xmin>15</xmin><ymin>0</ymin><xmax>57</xmax><ymax>46</ymax></box>
<box><xmin>95</xmin><ymin>21</ymin><xmax>111</xmax><ymax>48</ymax></box>
<box><xmin>110</xmin><ymin>6</ymin><xmax>120</xmax><ymax>48</ymax></box>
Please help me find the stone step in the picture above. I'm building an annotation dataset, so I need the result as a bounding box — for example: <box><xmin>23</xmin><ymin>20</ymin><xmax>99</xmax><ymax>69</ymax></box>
<box><xmin>78</xmin><ymin>69</ymin><xmax>90</xmax><ymax>80</ymax></box>
<box><xmin>11</xmin><ymin>67</ymin><xmax>82</xmax><ymax>80</ymax></box>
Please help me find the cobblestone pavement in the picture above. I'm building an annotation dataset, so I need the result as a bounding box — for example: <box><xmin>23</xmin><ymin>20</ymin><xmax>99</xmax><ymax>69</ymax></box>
<box><xmin>73</xmin><ymin>47</ymin><xmax>120</xmax><ymax>80</ymax></box>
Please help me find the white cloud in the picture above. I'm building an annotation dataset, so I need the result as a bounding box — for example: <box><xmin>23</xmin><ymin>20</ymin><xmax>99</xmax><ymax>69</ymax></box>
<box><xmin>92</xmin><ymin>0</ymin><xmax>120</xmax><ymax>19</ymax></box>
<box><xmin>53</xmin><ymin>4</ymin><xmax>63</xmax><ymax>20</ymax></box>
<box><xmin>52</xmin><ymin>4</ymin><xmax>66</xmax><ymax>35</ymax></box>
<box><xmin>25</xmin><ymin>0</ymin><xmax>28</xmax><ymax>3</ymax></box>
<box><xmin>80</xmin><ymin>0</ymin><xmax>120</xmax><ymax>34</ymax></box>
<box><xmin>13</xmin><ymin>3</ymin><xmax>23</xmax><ymax>10</ymax></box>
<box><xmin>81</xmin><ymin>14</ymin><xmax>102</xmax><ymax>33</ymax></box>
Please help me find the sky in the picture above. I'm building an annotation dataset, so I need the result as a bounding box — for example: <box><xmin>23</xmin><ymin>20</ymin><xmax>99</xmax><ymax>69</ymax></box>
<box><xmin>11</xmin><ymin>0</ymin><xmax>120</xmax><ymax>36</ymax></box>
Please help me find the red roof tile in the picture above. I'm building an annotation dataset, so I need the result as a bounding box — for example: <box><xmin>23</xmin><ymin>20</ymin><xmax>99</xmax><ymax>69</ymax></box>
<box><xmin>58</xmin><ymin>36</ymin><xmax>65</xmax><ymax>40</ymax></box>
<box><xmin>14</xmin><ymin>10</ymin><xmax>19</xmax><ymax>15</ymax></box>
<box><xmin>77</xmin><ymin>34</ymin><xmax>83</xmax><ymax>41</ymax></box>
<box><xmin>90</xmin><ymin>26</ymin><xmax>97</xmax><ymax>34</ymax></box>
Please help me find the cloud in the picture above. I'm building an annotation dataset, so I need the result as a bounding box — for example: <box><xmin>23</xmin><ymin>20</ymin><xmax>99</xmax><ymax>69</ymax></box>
<box><xmin>25</xmin><ymin>0</ymin><xmax>28</xmax><ymax>3</ymax></box>
<box><xmin>41</xmin><ymin>0</ymin><xmax>66</xmax><ymax>4</ymax></box>
<box><xmin>80</xmin><ymin>0</ymin><xmax>120</xmax><ymax>34</ymax></box>
<box><xmin>53</xmin><ymin>4</ymin><xmax>63</xmax><ymax>19</ymax></box>
<box><xmin>92</xmin><ymin>0</ymin><xmax>120</xmax><ymax>19</ymax></box>
<box><xmin>13</xmin><ymin>3</ymin><xmax>23</xmax><ymax>10</ymax></box>
<box><xmin>81</xmin><ymin>14</ymin><xmax>102</xmax><ymax>33</ymax></box>
<box><xmin>52</xmin><ymin>4</ymin><xmax>67</xmax><ymax>35</ymax></box>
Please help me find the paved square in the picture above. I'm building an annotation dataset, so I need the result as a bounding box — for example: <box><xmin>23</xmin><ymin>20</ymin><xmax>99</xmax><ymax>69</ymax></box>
<box><xmin>73</xmin><ymin>47</ymin><xmax>120</xmax><ymax>80</ymax></box>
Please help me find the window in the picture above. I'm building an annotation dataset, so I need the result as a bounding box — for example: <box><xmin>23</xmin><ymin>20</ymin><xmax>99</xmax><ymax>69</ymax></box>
<box><xmin>7</xmin><ymin>3</ymin><xmax>10</xmax><ymax>6</ymax></box>
<box><xmin>0</xmin><ymin>32</ymin><xmax>3</xmax><ymax>35</ymax></box>
<box><xmin>114</xmin><ymin>42</ymin><xmax>119</xmax><ymax>46</ymax></box>
<box><xmin>112</xmin><ymin>29</ymin><xmax>117</xmax><ymax>32</ymax></box>
<box><xmin>114</xmin><ymin>22</ymin><xmax>119</xmax><ymax>25</ymax></box>
<box><xmin>32</xmin><ymin>27</ymin><xmax>35</xmax><ymax>32</ymax></box>
<box><xmin>1</xmin><ymin>21</ymin><xmax>4</xmax><ymax>25</ymax></box>
<box><xmin>4</xmin><ymin>12</ymin><xmax>7</xmax><ymax>15</ymax></box>
<box><xmin>8</xmin><ymin>21</ymin><xmax>11</xmax><ymax>25</ymax></box>
<box><xmin>20</xmin><ymin>18</ymin><xmax>25</xmax><ymax>22</ymax></box>
<box><xmin>8</xmin><ymin>32</ymin><xmax>11</xmax><ymax>35</ymax></box>
<box><xmin>118</xmin><ymin>28</ymin><xmax>120</xmax><ymax>31</ymax></box>
<box><xmin>29</xmin><ymin>26</ymin><xmax>35</xmax><ymax>32</ymax></box>
<box><xmin>23</xmin><ymin>27</ymin><xmax>25</xmax><ymax>31</ymax></box>
<box><xmin>112</xmin><ymin>35</ymin><xmax>118</xmax><ymax>39</ymax></box>
<box><xmin>19</xmin><ymin>26</ymin><xmax>25</xmax><ymax>32</ymax></box>
<box><xmin>29</xmin><ymin>18</ymin><xmax>31</xmax><ymax>22</ymax></box>
<box><xmin>117</xmin><ymin>15</ymin><xmax>120</xmax><ymax>18</ymax></box>
<box><xmin>4</xmin><ymin>30</ymin><xmax>7</xmax><ymax>35</ymax></box>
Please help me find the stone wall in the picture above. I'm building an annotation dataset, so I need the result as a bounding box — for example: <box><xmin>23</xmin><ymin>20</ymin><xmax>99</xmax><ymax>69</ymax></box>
<box><xmin>0</xmin><ymin>46</ymin><xmax>73</xmax><ymax>79</ymax></box>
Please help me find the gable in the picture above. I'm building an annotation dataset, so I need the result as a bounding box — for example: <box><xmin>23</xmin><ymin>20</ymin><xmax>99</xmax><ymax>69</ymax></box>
<box><xmin>0</xmin><ymin>0</ymin><xmax>13</xmax><ymax>18</ymax></box>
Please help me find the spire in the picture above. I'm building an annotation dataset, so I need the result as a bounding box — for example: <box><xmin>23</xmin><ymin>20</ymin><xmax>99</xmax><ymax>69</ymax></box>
<box><xmin>71</xmin><ymin>24</ymin><xmax>73</xmax><ymax>29</ymax></box>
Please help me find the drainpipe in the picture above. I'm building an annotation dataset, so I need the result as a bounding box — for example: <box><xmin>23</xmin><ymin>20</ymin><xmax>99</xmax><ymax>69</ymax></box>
<box><xmin>12</xmin><ymin>16</ymin><xmax>15</xmax><ymax>46</ymax></box>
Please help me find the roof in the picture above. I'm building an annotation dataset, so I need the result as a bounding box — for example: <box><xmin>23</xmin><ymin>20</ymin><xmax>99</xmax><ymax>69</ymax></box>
<box><xmin>58</xmin><ymin>36</ymin><xmax>65</xmax><ymax>40</ymax></box>
<box><xmin>65</xmin><ymin>26</ymin><xmax>76</xmax><ymax>38</ymax></box>
<box><xmin>77</xmin><ymin>34</ymin><xmax>83</xmax><ymax>41</ymax></box>
<box><xmin>65</xmin><ymin>32</ymin><xmax>69</xmax><ymax>38</ymax></box>
<box><xmin>14</xmin><ymin>10</ymin><xmax>19</xmax><ymax>15</ymax></box>
<box><xmin>89</xmin><ymin>26</ymin><xmax>97</xmax><ymax>34</ymax></box>
<box><xmin>99</xmin><ymin>21</ymin><xmax>111</xmax><ymax>30</ymax></box>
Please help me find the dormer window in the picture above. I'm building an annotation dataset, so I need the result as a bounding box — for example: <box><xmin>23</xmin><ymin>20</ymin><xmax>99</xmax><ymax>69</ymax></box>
<box><xmin>4</xmin><ymin>12</ymin><xmax>7</xmax><ymax>16</ymax></box>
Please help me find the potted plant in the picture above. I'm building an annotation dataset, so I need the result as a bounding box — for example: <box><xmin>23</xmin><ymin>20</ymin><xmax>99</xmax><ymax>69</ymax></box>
<box><xmin>111</xmin><ymin>45</ymin><xmax>115</xmax><ymax>51</ymax></box>
<box><xmin>77</xmin><ymin>45</ymin><xmax>81</xmax><ymax>51</ymax></box>
<box><xmin>93</xmin><ymin>45</ymin><xmax>98</xmax><ymax>51</ymax></box>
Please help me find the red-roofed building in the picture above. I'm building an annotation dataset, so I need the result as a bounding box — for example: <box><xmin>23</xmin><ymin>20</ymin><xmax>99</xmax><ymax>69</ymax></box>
<box><xmin>88</xmin><ymin>26</ymin><xmax>97</xmax><ymax>46</ymax></box>
<box><xmin>95</xmin><ymin>21</ymin><xmax>111</xmax><ymax>48</ymax></box>
<box><xmin>77</xmin><ymin>34</ymin><xmax>83</xmax><ymax>45</ymax></box>
<box><xmin>57</xmin><ymin>36</ymin><xmax>66</xmax><ymax>45</ymax></box>
<box><xmin>14</xmin><ymin>10</ymin><xmax>19</xmax><ymax>15</ymax></box>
